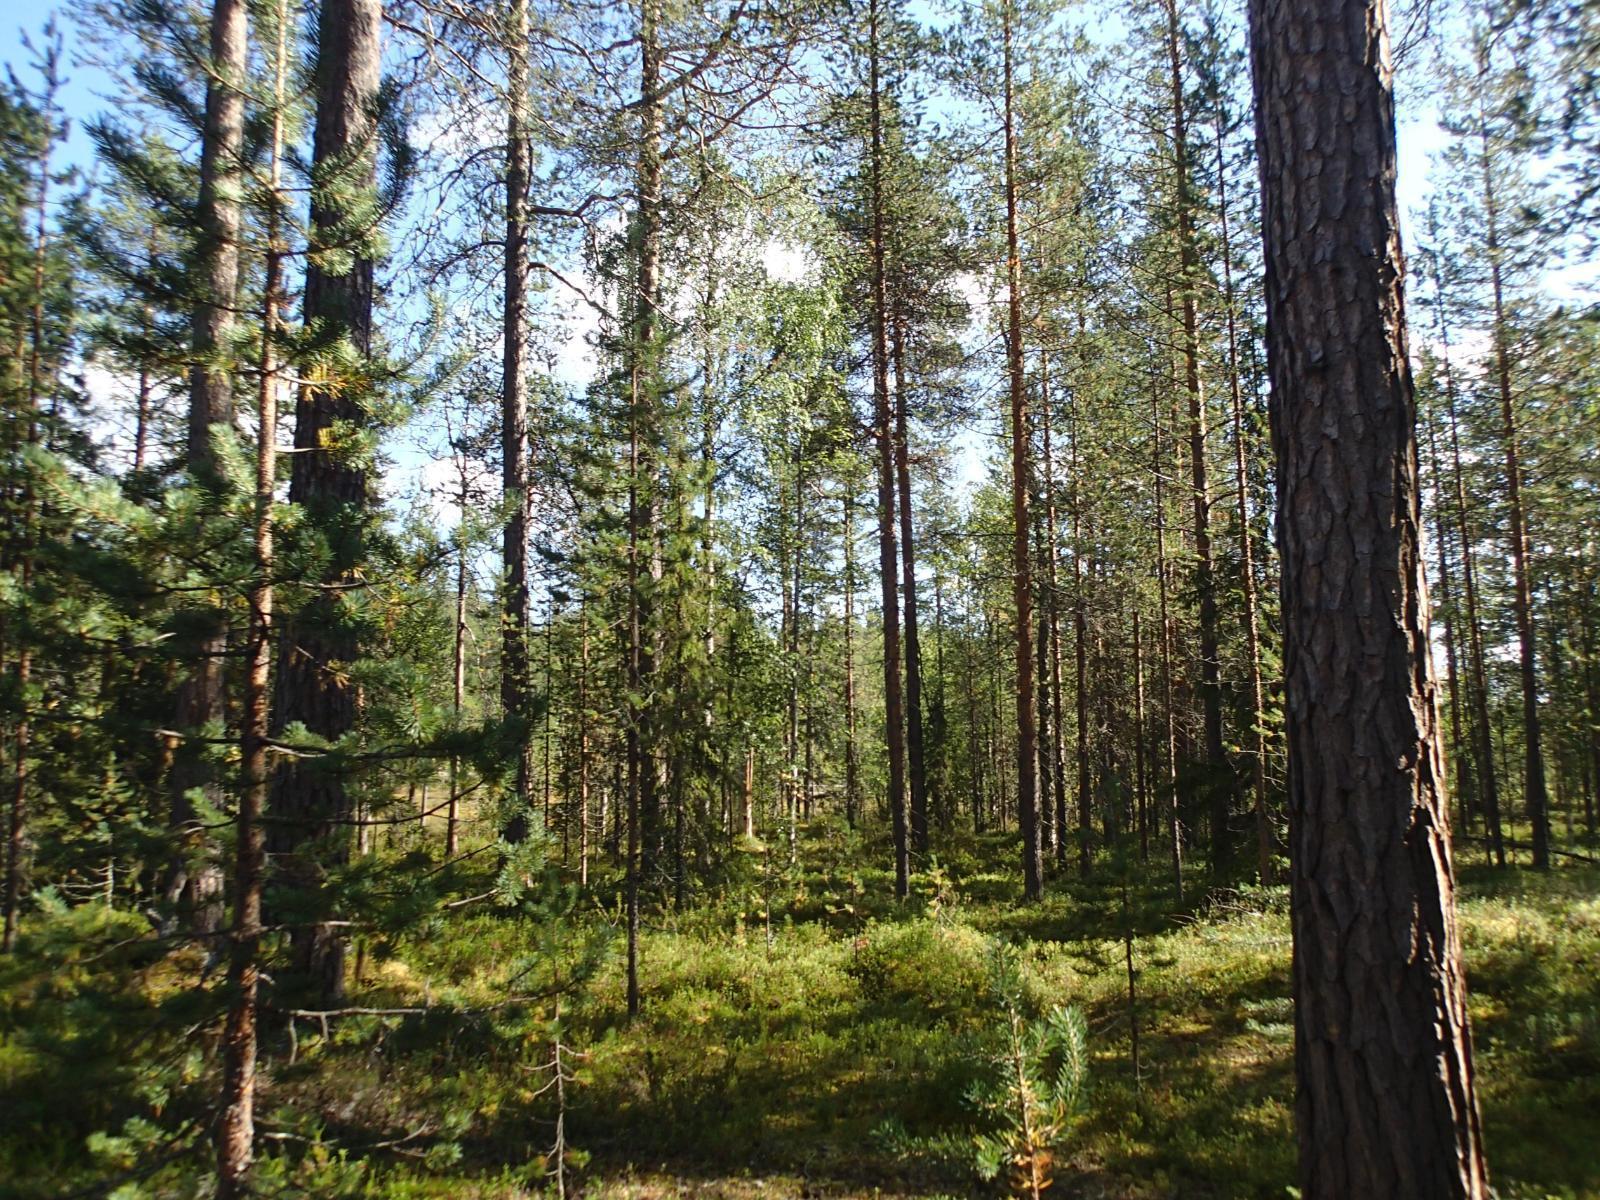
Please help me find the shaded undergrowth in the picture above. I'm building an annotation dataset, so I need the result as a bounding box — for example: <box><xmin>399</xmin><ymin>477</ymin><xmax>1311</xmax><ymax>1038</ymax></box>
<box><xmin>2</xmin><ymin>826</ymin><xmax>1597</xmax><ymax>1198</ymax></box>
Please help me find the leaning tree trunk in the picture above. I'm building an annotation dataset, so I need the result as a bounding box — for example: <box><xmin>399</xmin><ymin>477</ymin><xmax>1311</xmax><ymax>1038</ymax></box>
<box><xmin>1248</xmin><ymin>2</ymin><xmax>1489</xmax><ymax>1195</ymax></box>
<box><xmin>269</xmin><ymin>0</ymin><xmax>382</xmax><ymax>1005</ymax></box>
<box><xmin>167</xmin><ymin>0</ymin><xmax>247</xmax><ymax>938</ymax></box>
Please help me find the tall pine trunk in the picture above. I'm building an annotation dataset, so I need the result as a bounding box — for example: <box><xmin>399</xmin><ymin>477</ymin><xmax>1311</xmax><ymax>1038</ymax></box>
<box><xmin>867</xmin><ymin>0</ymin><xmax>909</xmax><ymax>898</ymax></box>
<box><xmin>166</xmin><ymin>0</ymin><xmax>247</xmax><ymax>937</ymax></box>
<box><xmin>1249</xmin><ymin>1</ymin><xmax>1488</xmax><ymax>1192</ymax></box>
<box><xmin>269</xmin><ymin>0</ymin><xmax>382</xmax><ymax>1004</ymax></box>
<box><xmin>502</xmin><ymin>0</ymin><xmax>535</xmax><ymax>839</ymax></box>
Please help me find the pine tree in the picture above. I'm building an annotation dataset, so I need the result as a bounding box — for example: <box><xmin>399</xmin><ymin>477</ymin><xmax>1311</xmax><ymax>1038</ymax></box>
<box><xmin>1249</xmin><ymin>0</ymin><xmax>1489</xmax><ymax>1191</ymax></box>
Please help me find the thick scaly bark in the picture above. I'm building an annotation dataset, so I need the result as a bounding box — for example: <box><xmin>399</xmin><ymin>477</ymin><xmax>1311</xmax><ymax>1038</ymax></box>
<box><xmin>1248</xmin><ymin>1</ymin><xmax>1488</xmax><ymax>1193</ymax></box>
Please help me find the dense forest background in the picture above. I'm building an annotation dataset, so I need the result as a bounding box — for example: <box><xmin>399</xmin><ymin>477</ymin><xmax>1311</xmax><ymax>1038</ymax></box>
<box><xmin>1</xmin><ymin>0</ymin><xmax>1598</xmax><ymax>1195</ymax></box>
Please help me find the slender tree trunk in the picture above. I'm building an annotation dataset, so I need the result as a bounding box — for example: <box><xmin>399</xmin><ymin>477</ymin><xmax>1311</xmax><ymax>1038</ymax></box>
<box><xmin>448</xmin><ymin>470</ymin><xmax>467</xmax><ymax>859</ymax></box>
<box><xmin>544</xmin><ymin>604</ymin><xmax>556</xmax><ymax>842</ymax></box>
<box><xmin>167</xmin><ymin>0</ymin><xmax>247</xmax><ymax>937</ymax></box>
<box><xmin>1066</xmin><ymin>381</ymin><xmax>1091</xmax><ymax>875</ymax></box>
<box><xmin>1002</xmin><ymin>0</ymin><xmax>1042</xmax><ymax>901</ymax></box>
<box><xmin>501</xmin><ymin>0</ymin><xmax>535</xmax><ymax>838</ymax></box>
<box><xmin>1073</xmin><ymin>496</ymin><xmax>1091</xmax><ymax>879</ymax></box>
<box><xmin>578</xmin><ymin>595</ymin><xmax>590</xmax><ymax>886</ymax></box>
<box><xmin>1040</xmin><ymin>357</ymin><xmax>1069</xmax><ymax>864</ymax></box>
<box><xmin>217</xmin><ymin>13</ymin><xmax>287</xmax><ymax>1187</ymax></box>
<box><xmin>1478</xmin><ymin>105</ymin><xmax>1550</xmax><ymax>867</ymax></box>
<box><xmin>1165</xmin><ymin>0</ymin><xmax>1228</xmax><ymax>877</ymax></box>
<box><xmin>1133</xmin><ymin>610</ymin><xmax>1149</xmax><ymax>862</ymax></box>
<box><xmin>868</xmin><ymin>0</ymin><xmax>908</xmax><ymax>898</ymax></box>
<box><xmin>1249</xmin><ymin>2</ymin><xmax>1488</xmax><ymax>1192</ymax></box>
<box><xmin>1426</xmin><ymin>237</ymin><xmax>1504</xmax><ymax>863</ymax></box>
<box><xmin>786</xmin><ymin>453</ymin><xmax>803</xmax><ymax>861</ymax></box>
<box><xmin>843</xmin><ymin>489</ymin><xmax>860</xmax><ymax>829</ymax></box>
<box><xmin>625</xmin><ymin>0</ymin><xmax>664</xmax><ymax>1015</ymax></box>
<box><xmin>1424</xmin><ymin>398</ymin><xmax>1472</xmax><ymax>837</ymax></box>
<box><xmin>1151</xmin><ymin>373</ymin><xmax>1183</xmax><ymax>902</ymax></box>
<box><xmin>892</xmin><ymin>322</ymin><xmax>929</xmax><ymax>857</ymax></box>
<box><xmin>1581</xmin><ymin>562</ymin><xmax>1599</xmax><ymax>838</ymax></box>
<box><xmin>1214</xmin><ymin>109</ymin><xmax>1272</xmax><ymax>886</ymax></box>
<box><xmin>1035</xmin><ymin>567</ymin><xmax>1054</xmax><ymax>859</ymax></box>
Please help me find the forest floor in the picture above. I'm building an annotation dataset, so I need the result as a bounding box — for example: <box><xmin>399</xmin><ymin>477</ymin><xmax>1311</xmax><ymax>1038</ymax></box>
<box><xmin>3</xmin><ymin>823</ymin><xmax>1599</xmax><ymax>1199</ymax></box>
